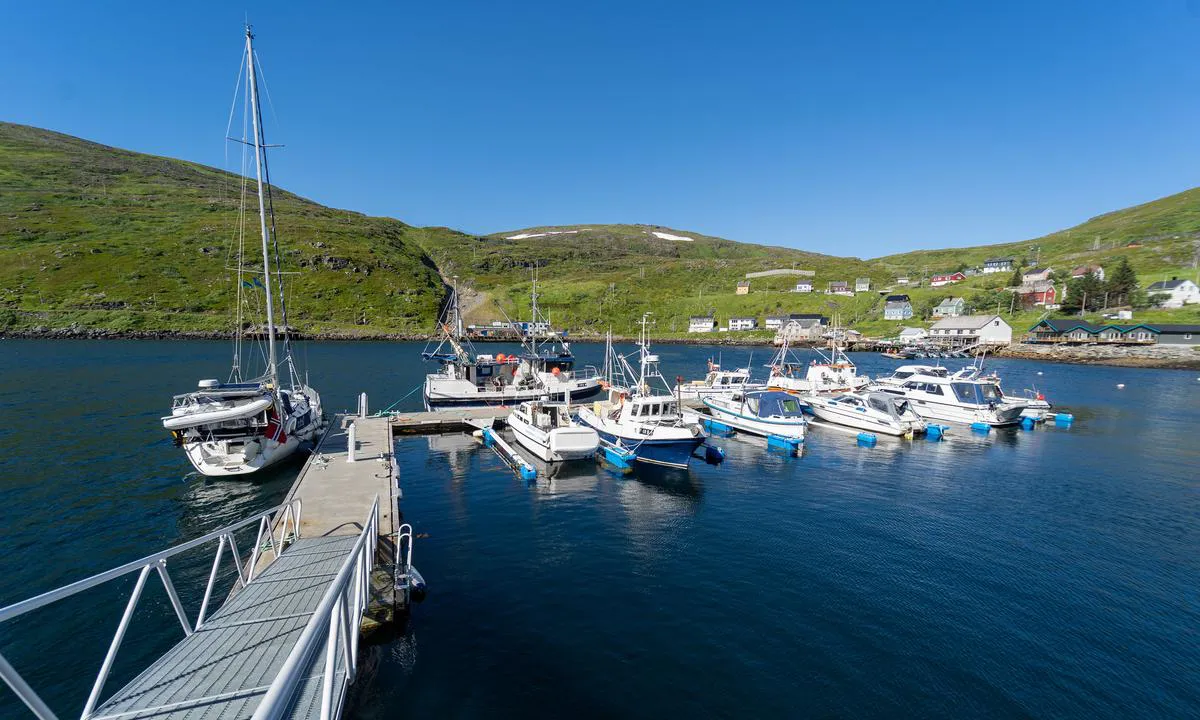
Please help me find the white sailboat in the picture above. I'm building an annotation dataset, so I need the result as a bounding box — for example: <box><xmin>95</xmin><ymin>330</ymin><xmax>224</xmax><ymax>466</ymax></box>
<box><xmin>162</xmin><ymin>27</ymin><xmax>324</xmax><ymax>476</ymax></box>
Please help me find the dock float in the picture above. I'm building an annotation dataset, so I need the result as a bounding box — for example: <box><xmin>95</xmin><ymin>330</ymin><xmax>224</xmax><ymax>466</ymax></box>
<box><xmin>0</xmin><ymin>398</ymin><xmax>412</xmax><ymax>720</ymax></box>
<box><xmin>387</xmin><ymin>406</ymin><xmax>511</xmax><ymax>434</ymax></box>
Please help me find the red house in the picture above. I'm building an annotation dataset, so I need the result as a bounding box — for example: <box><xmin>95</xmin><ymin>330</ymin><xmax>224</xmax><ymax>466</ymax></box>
<box><xmin>1017</xmin><ymin>281</ymin><xmax>1057</xmax><ymax>308</ymax></box>
<box><xmin>930</xmin><ymin>272</ymin><xmax>966</xmax><ymax>287</ymax></box>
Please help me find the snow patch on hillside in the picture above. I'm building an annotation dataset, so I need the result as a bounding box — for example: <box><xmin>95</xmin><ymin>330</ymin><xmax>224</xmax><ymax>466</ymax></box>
<box><xmin>505</xmin><ymin>229</ymin><xmax>588</xmax><ymax>240</ymax></box>
<box><xmin>651</xmin><ymin>231</ymin><xmax>694</xmax><ymax>242</ymax></box>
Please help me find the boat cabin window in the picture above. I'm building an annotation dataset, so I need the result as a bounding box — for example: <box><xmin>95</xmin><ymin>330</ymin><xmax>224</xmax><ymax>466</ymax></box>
<box><xmin>732</xmin><ymin>375</ymin><xmax>745</xmax><ymax>384</ymax></box>
<box><xmin>778</xmin><ymin>397</ymin><xmax>800</xmax><ymax>414</ymax></box>
<box><xmin>893</xmin><ymin>371</ymin><xmax>913</xmax><ymax>379</ymax></box>
<box><xmin>979</xmin><ymin>384</ymin><xmax>1003</xmax><ymax>402</ymax></box>
<box><xmin>952</xmin><ymin>383</ymin><xmax>980</xmax><ymax>404</ymax></box>
<box><xmin>868</xmin><ymin>396</ymin><xmax>891</xmax><ymax>414</ymax></box>
<box><xmin>719</xmin><ymin>377</ymin><xmax>730</xmax><ymax>386</ymax></box>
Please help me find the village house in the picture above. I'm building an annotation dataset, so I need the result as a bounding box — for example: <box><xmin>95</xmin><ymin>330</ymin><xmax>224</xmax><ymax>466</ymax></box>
<box><xmin>1146</xmin><ymin>278</ymin><xmax>1200</xmax><ymax>308</ymax></box>
<box><xmin>773</xmin><ymin>316</ymin><xmax>828</xmax><ymax>344</ymax></box>
<box><xmin>688</xmin><ymin>315</ymin><xmax>716</xmax><ymax>333</ymax></box>
<box><xmin>884</xmin><ymin>299</ymin><xmax>914</xmax><ymax>321</ymax></box>
<box><xmin>895</xmin><ymin>276</ymin><xmax>910</xmax><ymax>286</ymax></box>
<box><xmin>855</xmin><ymin>277</ymin><xmax>871</xmax><ymax>292</ymax></box>
<box><xmin>1015</xmin><ymin>281</ymin><xmax>1057</xmax><ymax>308</ymax></box>
<box><xmin>929</xmin><ymin>272</ymin><xmax>966</xmax><ymax>287</ymax></box>
<box><xmin>792</xmin><ymin>280</ymin><xmax>813</xmax><ymax>293</ymax></box>
<box><xmin>1025</xmin><ymin>319</ymin><xmax>1188</xmax><ymax>345</ymax></box>
<box><xmin>929</xmin><ymin>315</ymin><xmax>1012</xmax><ymax>347</ymax></box>
<box><xmin>827</xmin><ymin>281</ymin><xmax>852</xmax><ymax>296</ymax></box>
<box><xmin>1021</xmin><ymin>267</ymin><xmax>1053</xmax><ymax>284</ymax></box>
<box><xmin>982</xmin><ymin>258</ymin><xmax>1015</xmax><ymax>274</ymax></box>
<box><xmin>735</xmin><ymin>280</ymin><xmax>750</xmax><ymax>295</ymax></box>
<box><xmin>1070</xmin><ymin>264</ymin><xmax>1105</xmax><ymax>282</ymax></box>
<box><xmin>765</xmin><ymin>313</ymin><xmax>826</xmax><ymax>330</ymax></box>
<box><xmin>931</xmin><ymin>297</ymin><xmax>966</xmax><ymax>318</ymax></box>
<box><xmin>898</xmin><ymin>326</ymin><xmax>928</xmax><ymax>345</ymax></box>
<box><xmin>727</xmin><ymin>316</ymin><xmax>757</xmax><ymax>331</ymax></box>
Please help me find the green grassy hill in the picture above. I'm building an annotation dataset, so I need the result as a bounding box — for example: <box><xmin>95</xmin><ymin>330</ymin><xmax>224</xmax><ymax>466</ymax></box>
<box><xmin>876</xmin><ymin>189</ymin><xmax>1200</xmax><ymax>281</ymax></box>
<box><xmin>0</xmin><ymin>122</ymin><xmax>453</xmax><ymax>335</ymax></box>
<box><xmin>415</xmin><ymin>224</ymin><xmax>892</xmax><ymax>336</ymax></box>
<box><xmin>3</xmin><ymin>121</ymin><xmax>1198</xmax><ymax>340</ymax></box>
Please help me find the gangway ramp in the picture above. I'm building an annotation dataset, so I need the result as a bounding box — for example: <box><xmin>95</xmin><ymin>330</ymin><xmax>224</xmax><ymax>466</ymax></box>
<box><xmin>0</xmin><ymin>497</ymin><xmax>380</xmax><ymax>720</ymax></box>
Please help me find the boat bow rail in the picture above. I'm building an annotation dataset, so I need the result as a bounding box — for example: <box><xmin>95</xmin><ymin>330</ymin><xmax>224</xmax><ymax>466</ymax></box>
<box><xmin>0</xmin><ymin>494</ymin><xmax>379</xmax><ymax>720</ymax></box>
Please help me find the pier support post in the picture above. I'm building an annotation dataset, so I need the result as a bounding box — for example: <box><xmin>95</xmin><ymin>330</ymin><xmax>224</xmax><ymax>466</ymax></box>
<box><xmin>347</xmin><ymin>422</ymin><xmax>357</xmax><ymax>463</ymax></box>
<box><xmin>358</xmin><ymin>393</ymin><xmax>369</xmax><ymax>418</ymax></box>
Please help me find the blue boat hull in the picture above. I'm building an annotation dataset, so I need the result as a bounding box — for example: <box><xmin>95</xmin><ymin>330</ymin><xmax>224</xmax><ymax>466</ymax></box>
<box><xmin>586</xmin><ymin>426</ymin><xmax>705</xmax><ymax>469</ymax></box>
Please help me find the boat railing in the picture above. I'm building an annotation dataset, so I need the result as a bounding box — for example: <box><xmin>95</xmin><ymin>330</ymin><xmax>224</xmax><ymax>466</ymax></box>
<box><xmin>0</xmin><ymin>498</ymin><xmax>303</xmax><ymax>720</ymax></box>
<box><xmin>251</xmin><ymin>495</ymin><xmax>378</xmax><ymax>720</ymax></box>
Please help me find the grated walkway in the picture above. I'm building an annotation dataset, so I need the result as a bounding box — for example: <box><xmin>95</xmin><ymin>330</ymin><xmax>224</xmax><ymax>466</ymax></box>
<box><xmin>92</xmin><ymin>536</ymin><xmax>357</xmax><ymax>720</ymax></box>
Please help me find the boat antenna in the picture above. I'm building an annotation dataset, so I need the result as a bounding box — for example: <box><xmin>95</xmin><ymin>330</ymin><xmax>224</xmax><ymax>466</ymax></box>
<box><xmin>245</xmin><ymin>25</ymin><xmax>278</xmax><ymax>387</ymax></box>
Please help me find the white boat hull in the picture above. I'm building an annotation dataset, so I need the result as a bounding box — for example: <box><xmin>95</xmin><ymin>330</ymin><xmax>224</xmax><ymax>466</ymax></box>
<box><xmin>508</xmin><ymin>410</ymin><xmax>599</xmax><ymax>462</ymax></box>
<box><xmin>899</xmin><ymin>396</ymin><xmax>1026</xmax><ymax>426</ymax></box>
<box><xmin>182</xmin><ymin>434</ymin><xmax>304</xmax><ymax>476</ymax></box>
<box><xmin>702</xmin><ymin>399</ymin><xmax>807</xmax><ymax>440</ymax></box>
<box><xmin>424</xmin><ymin>375</ymin><xmax>603</xmax><ymax>408</ymax></box>
<box><xmin>806</xmin><ymin>401</ymin><xmax>923</xmax><ymax>437</ymax></box>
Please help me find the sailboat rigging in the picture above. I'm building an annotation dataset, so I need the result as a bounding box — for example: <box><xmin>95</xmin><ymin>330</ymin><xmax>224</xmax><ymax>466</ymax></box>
<box><xmin>161</xmin><ymin>26</ymin><xmax>325</xmax><ymax>476</ymax></box>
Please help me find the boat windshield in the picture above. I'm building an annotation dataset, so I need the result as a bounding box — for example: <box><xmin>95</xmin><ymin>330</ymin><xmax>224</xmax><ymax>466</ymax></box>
<box><xmin>979</xmin><ymin>383</ymin><xmax>1003</xmax><ymax>403</ymax></box>
<box><xmin>951</xmin><ymin>382</ymin><xmax>981</xmax><ymax>404</ymax></box>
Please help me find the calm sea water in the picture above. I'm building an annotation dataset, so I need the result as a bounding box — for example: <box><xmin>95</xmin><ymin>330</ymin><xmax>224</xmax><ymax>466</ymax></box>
<box><xmin>0</xmin><ymin>339</ymin><xmax>1197</xmax><ymax>718</ymax></box>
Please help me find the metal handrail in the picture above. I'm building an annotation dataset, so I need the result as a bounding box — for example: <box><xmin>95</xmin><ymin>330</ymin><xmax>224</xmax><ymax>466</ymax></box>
<box><xmin>0</xmin><ymin>498</ymin><xmax>303</xmax><ymax>720</ymax></box>
<box><xmin>252</xmin><ymin>494</ymin><xmax>379</xmax><ymax>720</ymax></box>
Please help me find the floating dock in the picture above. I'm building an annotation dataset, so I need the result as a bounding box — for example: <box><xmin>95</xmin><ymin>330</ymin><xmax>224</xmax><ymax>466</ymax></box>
<box><xmin>388</xmin><ymin>406</ymin><xmax>510</xmax><ymax>434</ymax></box>
<box><xmin>0</xmin><ymin>402</ymin><xmax>411</xmax><ymax>720</ymax></box>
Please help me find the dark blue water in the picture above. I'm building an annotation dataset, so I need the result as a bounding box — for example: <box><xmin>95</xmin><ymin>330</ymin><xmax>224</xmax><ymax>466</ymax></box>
<box><xmin>1</xmin><ymin>340</ymin><xmax>1197</xmax><ymax>718</ymax></box>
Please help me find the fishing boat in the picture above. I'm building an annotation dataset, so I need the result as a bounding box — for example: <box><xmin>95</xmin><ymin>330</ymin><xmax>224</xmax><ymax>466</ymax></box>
<box><xmin>674</xmin><ymin>358</ymin><xmax>763</xmax><ymax>403</ymax></box>
<box><xmin>507</xmin><ymin>400</ymin><xmax>600</xmax><ymax>462</ymax></box>
<box><xmin>702</xmin><ymin>390</ymin><xmax>808</xmax><ymax>439</ymax></box>
<box><xmin>162</xmin><ymin>28</ymin><xmax>324</xmax><ymax>477</ymax></box>
<box><xmin>577</xmin><ymin>315</ymin><xmax>708</xmax><ymax>469</ymax></box>
<box><xmin>422</xmin><ymin>276</ymin><xmax>602</xmax><ymax>408</ymax></box>
<box><xmin>872</xmin><ymin>365</ymin><xmax>1029</xmax><ymax>426</ymax></box>
<box><xmin>805</xmin><ymin>391</ymin><xmax>926</xmax><ymax>437</ymax></box>
<box><xmin>767</xmin><ymin>336</ymin><xmax>869</xmax><ymax>395</ymax></box>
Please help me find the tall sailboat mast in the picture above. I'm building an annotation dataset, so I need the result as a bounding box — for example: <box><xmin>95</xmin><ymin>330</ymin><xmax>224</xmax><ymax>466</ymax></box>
<box><xmin>245</xmin><ymin>26</ymin><xmax>278</xmax><ymax>384</ymax></box>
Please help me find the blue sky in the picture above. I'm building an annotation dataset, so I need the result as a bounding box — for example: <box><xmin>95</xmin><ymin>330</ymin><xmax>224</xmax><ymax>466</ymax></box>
<box><xmin>3</xmin><ymin>1</ymin><xmax>1200</xmax><ymax>257</ymax></box>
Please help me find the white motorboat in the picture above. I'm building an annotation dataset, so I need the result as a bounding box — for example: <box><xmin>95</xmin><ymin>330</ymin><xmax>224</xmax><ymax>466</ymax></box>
<box><xmin>674</xmin><ymin>358</ymin><xmax>764</xmax><ymax>403</ymax></box>
<box><xmin>767</xmin><ymin>337</ymin><xmax>869</xmax><ymax>395</ymax></box>
<box><xmin>162</xmin><ymin>27</ymin><xmax>324</xmax><ymax>477</ymax></box>
<box><xmin>872</xmin><ymin>365</ymin><xmax>1029</xmax><ymax>426</ymax></box>
<box><xmin>577</xmin><ymin>318</ymin><xmax>708</xmax><ymax>469</ymax></box>
<box><xmin>508</xmin><ymin>400</ymin><xmax>600</xmax><ymax>462</ymax></box>
<box><xmin>805</xmin><ymin>391</ymin><xmax>926</xmax><ymax>437</ymax></box>
<box><xmin>702</xmin><ymin>390</ymin><xmax>808</xmax><ymax>439</ymax></box>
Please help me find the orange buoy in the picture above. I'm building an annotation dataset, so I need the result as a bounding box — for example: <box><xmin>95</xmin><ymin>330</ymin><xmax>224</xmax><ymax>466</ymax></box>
<box><xmin>496</xmin><ymin>353</ymin><xmax>506</xmax><ymax>362</ymax></box>
<box><xmin>551</xmin><ymin>367</ymin><xmax>561</xmax><ymax>376</ymax></box>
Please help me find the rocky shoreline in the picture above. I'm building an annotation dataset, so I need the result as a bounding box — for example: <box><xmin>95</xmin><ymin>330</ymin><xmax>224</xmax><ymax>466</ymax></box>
<box><xmin>5</xmin><ymin>326</ymin><xmax>1198</xmax><ymax>369</ymax></box>
<box><xmin>993</xmin><ymin>343</ymin><xmax>1200</xmax><ymax>370</ymax></box>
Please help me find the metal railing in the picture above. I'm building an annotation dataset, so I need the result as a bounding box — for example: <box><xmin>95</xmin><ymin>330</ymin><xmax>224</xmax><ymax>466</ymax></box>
<box><xmin>0</xmin><ymin>499</ymin><xmax>302</xmax><ymax>720</ymax></box>
<box><xmin>252</xmin><ymin>494</ymin><xmax>379</xmax><ymax>720</ymax></box>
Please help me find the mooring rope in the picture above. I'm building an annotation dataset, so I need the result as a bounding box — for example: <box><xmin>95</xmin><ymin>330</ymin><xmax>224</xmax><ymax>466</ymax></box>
<box><xmin>373</xmin><ymin>384</ymin><xmax>424</xmax><ymax>416</ymax></box>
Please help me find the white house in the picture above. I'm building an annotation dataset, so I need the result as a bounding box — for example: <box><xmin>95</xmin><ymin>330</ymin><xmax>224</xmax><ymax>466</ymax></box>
<box><xmin>884</xmin><ymin>300</ymin><xmax>913</xmax><ymax>320</ymax></box>
<box><xmin>688</xmin><ymin>316</ymin><xmax>716</xmax><ymax>333</ymax></box>
<box><xmin>793</xmin><ymin>280</ymin><xmax>813</xmax><ymax>293</ymax></box>
<box><xmin>1022</xmin><ymin>267</ymin><xmax>1053</xmax><ymax>284</ymax></box>
<box><xmin>931</xmin><ymin>297</ymin><xmax>965</xmax><ymax>318</ymax></box>
<box><xmin>895</xmin><ymin>276</ymin><xmax>911</xmax><ymax>286</ymax></box>
<box><xmin>1146</xmin><ymin>278</ymin><xmax>1200</xmax><ymax>308</ymax></box>
<box><xmin>855</xmin><ymin>277</ymin><xmax>871</xmax><ymax>292</ymax></box>
<box><xmin>765</xmin><ymin>315</ymin><xmax>787</xmax><ymax>330</ymax></box>
<box><xmin>728</xmin><ymin>316</ymin><xmax>757</xmax><ymax>331</ymax></box>
<box><xmin>898</xmin><ymin>327</ymin><xmax>928</xmax><ymax>345</ymax></box>
<box><xmin>982</xmin><ymin>257</ymin><xmax>1015</xmax><ymax>274</ymax></box>
<box><xmin>929</xmin><ymin>315</ymin><xmax>1012</xmax><ymax>347</ymax></box>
